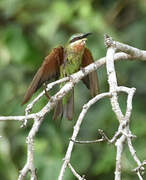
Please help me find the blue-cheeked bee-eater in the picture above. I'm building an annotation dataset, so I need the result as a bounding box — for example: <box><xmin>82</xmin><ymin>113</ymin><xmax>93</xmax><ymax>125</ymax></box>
<box><xmin>22</xmin><ymin>33</ymin><xmax>99</xmax><ymax>120</ymax></box>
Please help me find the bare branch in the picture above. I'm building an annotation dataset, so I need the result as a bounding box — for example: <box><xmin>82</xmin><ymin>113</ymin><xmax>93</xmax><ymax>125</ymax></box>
<box><xmin>105</xmin><ymin>34</ymin><xmax>146</xmax><ymax>180</ymax></box>
<box><xmin>105</xmin><ymin>34</ymin><xmax>146</xmax><ymax>60</ymax></box>
<box><xmin>70</xmin><ymin>139</ymin><xmax>105</xmax><ymax>144</ymax></box>
<box><xmin>70</xmin><ymin>129</ymin><xmax>109</xmax><ymax>144</ymax></box>
<box><xmin>18</xmin><ymin>116</ymin><xmax>43</xmax><ymax>180</ymax></box>
<box><xmin>105</xmin><ymin>35</ymin><xmax>125</xmax><ymax>180</ymax></box>
<box><xmin>0</xmin><ymin>114</ymin><xmax>36</xmax><ymax>121</ymax></box>
<box><xmin>58</xmin><ymin>92</ymin><xmax>111</xmax><ymax>180</ymax></box>
<box><xmin>105</xmin><ymin>35</ymin><xmax>124</xmax><ymax>123</ymax></box>
<box><xmin>68</xmin><ymin>163</ymin><xmax>86</xmax><ymax>180</ymax></box>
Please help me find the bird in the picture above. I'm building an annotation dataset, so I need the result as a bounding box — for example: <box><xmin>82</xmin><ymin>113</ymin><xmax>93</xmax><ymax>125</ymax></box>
<box><xmin>22</xmin><ymin>33</ymin><xmax>99</xmax><ymax>120</ymax></box>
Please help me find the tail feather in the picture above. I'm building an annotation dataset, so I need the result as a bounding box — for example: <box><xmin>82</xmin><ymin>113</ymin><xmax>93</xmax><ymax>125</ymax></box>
<box><xmin>53</xmin><ymin>89</ymin><xmax>74</xmax><ymax>121</ymax></box>
<box><xmin>53</xmin><ymin>100</ymin><xmax>63</xmax><ymax>121</ymax></box>
<box><xmin>63</xmin><ymin>89</ymin><xmax>74</xmax><ymax>121</ymax></box>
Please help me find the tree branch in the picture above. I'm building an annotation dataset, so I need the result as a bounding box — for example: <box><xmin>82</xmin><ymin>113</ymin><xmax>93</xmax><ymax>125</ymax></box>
<box><xmin>105</xmin><ymin>34</ymin><xmax>145</xmax><ymax>180</ymax></box>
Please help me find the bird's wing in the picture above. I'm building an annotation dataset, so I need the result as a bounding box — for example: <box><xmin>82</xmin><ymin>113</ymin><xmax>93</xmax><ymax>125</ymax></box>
<box><xmin>81</xmin><ymin>47</ymin><xmax>99</xmax><ymax>97</ymax></box>
<box><xmin>22</xmin><ymin>46</ymin><xmax>64</xmax><ymax>105</ymax></box>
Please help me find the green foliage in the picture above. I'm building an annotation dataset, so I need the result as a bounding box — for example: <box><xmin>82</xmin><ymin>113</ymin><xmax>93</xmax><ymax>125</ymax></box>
<box><xmin>0</xmin><ymin>0</ymin><xmax>146</xmax><ymax>179</ymax></box>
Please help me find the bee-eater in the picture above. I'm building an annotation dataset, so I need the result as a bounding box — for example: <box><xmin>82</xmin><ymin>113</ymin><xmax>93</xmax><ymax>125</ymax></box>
<box><xmin>22</xmin><ymin>33</ymin><xmax>99</xmax><ymax>120</ymax></box>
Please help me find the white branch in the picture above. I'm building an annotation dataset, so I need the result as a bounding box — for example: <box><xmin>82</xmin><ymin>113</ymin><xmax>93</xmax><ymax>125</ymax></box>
<box><xmin>105</xmin><ymin>36</ymin><xmax>125</xmax><ymax>180</ymax></box>
<box><xmin>18</xmin><ymin>116</ymin><xmax>43</xmax><ymax>180</ymax></box>
<box><xmin>106</xmin><ymin>45</ymin><xmax>124</xmax><ymax>123</ymax></box>
<box><xmin>58</xmin><ymin>92</ymin><xmax>111</xmax><ymax>180</ymax></box>
<box><xmin>105</xmin><ymin>34</ymin><xmax>145</xmax><ymax>180</ymax></box>
<box><xmin>68</xmin><ymin>163</ymin><xmax>86</xmax><ymax>180</ymax></box>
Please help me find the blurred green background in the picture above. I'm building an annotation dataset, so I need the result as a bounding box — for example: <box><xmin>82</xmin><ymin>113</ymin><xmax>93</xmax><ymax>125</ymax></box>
<box><xmin>0</xmin><ymin>0</ymin><xmax>146</xmax><ymax>179</ymax></box>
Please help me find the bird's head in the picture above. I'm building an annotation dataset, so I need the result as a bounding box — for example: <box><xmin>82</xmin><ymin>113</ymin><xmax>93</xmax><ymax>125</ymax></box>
<box><xmin>66</xmin><ymin>33</ymin><xmax>92</xmax><ymax>52</ymax></box>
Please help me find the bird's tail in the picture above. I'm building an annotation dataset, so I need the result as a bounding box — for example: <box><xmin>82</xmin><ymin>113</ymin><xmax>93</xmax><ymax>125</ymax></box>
<box><xmin>53</xmin><ymin>100</ymin><xmax>63</xmax><ymax>121</ymax></box>
<box><xmin>53</xmin><ymin>89</ymin><xmax>74</xmax><ymax>121</ymax></box>
<box><xmin>63</xmin><ymin>89</ymin><xmax>74</xmax><ymax>121</ymax></box>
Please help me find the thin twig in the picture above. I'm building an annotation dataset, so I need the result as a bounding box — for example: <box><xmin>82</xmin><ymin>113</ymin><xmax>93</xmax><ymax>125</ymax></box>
<box><xmin>68</xmin><ymin>163</ymin><xmax>86</xmax><ymax>180</ymax></box>
<box><xmin>70</xmin><ymin>138</ymin><xmax>105</xmax><ymax>144</ymax></box>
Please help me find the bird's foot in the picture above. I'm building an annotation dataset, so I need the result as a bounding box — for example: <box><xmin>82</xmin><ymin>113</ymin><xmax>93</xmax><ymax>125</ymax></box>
<box><xmin>43</xmin><ymin>83</ymin><xmax>50</xmax><ymax>100</ymax></box>
<box><xmin>80</xmin><ymin>67</ymin><xmax>86</xmax><ymax>74</ymax></box>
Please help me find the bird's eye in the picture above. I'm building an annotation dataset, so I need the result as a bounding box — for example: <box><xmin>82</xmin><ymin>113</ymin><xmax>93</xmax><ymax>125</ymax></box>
<box><xmin>69</xmin><ymin>36</ymin><xmax>82</xmax><ymax>44</ymax></box>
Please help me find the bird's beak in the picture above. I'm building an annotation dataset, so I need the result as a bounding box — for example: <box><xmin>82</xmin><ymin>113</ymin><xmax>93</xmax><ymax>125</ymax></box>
<box><xmin>81</xmin><ymin>32</ymin><xmax>92</xmax><ymax>39</ymax></box>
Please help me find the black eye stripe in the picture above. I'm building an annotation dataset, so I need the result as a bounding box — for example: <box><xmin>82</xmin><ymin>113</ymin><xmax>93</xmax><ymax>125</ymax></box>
<box><xmin>69</xmin><ymin>33</ymin><xmax>92</xmax><ymax>44</ymax></box>
<box><xmin>69</xmin><ymin>36</ymin><xmax>83</xmax><ymax>43</ymax></box>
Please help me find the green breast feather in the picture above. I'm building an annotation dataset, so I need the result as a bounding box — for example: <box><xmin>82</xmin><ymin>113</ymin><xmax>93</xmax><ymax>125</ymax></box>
<box><xmin>60</xmin><ymin>51</ymin><xmax>83</xmax><ymax>105</ymax></box>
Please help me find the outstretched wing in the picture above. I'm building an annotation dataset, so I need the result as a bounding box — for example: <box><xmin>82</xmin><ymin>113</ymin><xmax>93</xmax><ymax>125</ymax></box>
<box><xmin>22</xmin><ymin>46</ymin><xmax>64</xmax><ymax>105</ymax></box>
<box><xmin>81</xmin><ymin>47</ymin><xmax>99</xmax><ymax>97</ymax></box>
